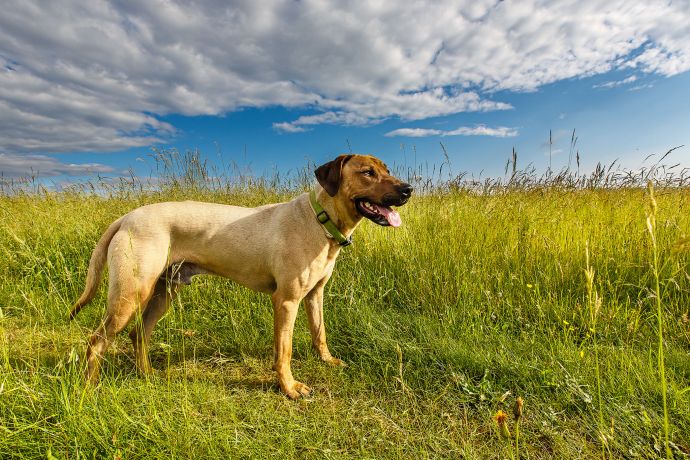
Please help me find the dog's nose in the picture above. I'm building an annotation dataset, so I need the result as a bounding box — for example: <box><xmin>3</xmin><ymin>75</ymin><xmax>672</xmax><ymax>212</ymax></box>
<box><xmin>398</xmin><ymin>183</ymin><xmax>413</xmax><ymax>198</ymax></box>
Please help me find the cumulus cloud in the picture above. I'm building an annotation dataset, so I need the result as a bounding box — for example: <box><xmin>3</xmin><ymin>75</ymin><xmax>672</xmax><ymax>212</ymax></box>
<box><xmin>0</xmin><ymin>153</ymin><xmax>114</xmax><ymax>177</ymax></box>
<box><xmin>0</xmin><ymin>0</ymin><xmax>689</xmax><ymax>152</ymax></box>
<box><xmin>385</xmin><ymin>125</ymin><xmax>519</xmax><ymax>138</ymax></box>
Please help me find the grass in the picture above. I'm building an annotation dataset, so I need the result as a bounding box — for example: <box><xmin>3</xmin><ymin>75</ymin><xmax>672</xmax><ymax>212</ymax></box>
<box><xmin>1</xmin><ymin>153</ymin><xmax>690</xmax><ymax>458</ymax></box>
<box><xmin>646</xmin><ymin>182</ymin><xmax>672</xmax><ymax>459</ymax></box>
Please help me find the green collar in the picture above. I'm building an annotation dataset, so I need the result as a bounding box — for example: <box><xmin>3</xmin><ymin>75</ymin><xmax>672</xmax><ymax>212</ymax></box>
<box><xmin>309</xmin><ymin>190</ymin><xmax>352</xmax><ymax>247</ymax></box>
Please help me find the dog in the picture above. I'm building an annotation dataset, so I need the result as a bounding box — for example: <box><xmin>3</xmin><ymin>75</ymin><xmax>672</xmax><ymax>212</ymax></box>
<box><xmin>71</xmin><ymin>154</ymin><xmax>412</xmax><ymax>399</ymax></box>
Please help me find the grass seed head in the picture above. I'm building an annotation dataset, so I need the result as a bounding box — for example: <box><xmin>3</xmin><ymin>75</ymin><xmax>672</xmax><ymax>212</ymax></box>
<box><xmin>647</xmin><ymin>181</ymin><xmax>657</xmax><ymax>215</ymax></box>
<box><xmin>513</xmin><ymin>397</ymin><xmax>524</xmax><ymax>421</ymax></box>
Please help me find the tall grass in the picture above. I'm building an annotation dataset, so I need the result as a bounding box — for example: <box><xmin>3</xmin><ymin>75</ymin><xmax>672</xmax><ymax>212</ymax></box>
<box><xmin>584</xmin><ymin>243</ymin><xmax>606</xmax><ymax>458</ymax></box>
<box><xmin>646</xmin><ymin>182</ymin><xmax>672</xmax><ymax>459</ymax></box>
<box><xmin>0</xmin><ymin>149</ymin><xmax>689</xmax><ymax>458</ymax></box>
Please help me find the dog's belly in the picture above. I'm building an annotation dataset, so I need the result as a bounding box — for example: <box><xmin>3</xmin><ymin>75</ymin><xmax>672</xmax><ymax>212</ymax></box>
<box><xmin>164</xmin><ymin>240</ymin><xmax>279</xmax><ymax>294</ymax></box>
<box><xmin>212</xmin><ymin>264</ymin><xmax>277</xmax><ymax>293</ymax></box>
<box><xmin>163</xmin><ymin>259</ymin><xmax>277</xmax><ymax>294</ymax></box>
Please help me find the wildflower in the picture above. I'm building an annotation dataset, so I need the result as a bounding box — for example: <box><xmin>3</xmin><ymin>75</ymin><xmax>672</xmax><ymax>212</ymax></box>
<box><xmin>494</xmin><ymin>410</ymin><xmax>512</xmax><ymax>439</ymax></box>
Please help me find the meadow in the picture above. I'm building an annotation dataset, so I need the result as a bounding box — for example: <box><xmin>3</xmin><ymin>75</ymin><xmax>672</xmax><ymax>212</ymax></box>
<box><xmin>0</xmin><ymin>152</ymin><xmax>689</xmax><ymax>458</ymax></box>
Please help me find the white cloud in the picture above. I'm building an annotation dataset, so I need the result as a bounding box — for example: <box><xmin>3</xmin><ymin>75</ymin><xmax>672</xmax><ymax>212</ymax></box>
<box><xmin>628</xmin><ymin>83</ymin><xmax>655</xmax><ymax>91</ymax></box>
<box><xmin>272</xmin><ymin>122</ymin><xmax>308</xmax><ymax>134</ymax></box>
<box><xmin>593</xmin><ymin>75</ymin><xmax>638</xmax><ymax>88</ymax></box>
<box><xmin>273</xmin><ymin>92</ymin><xmax>513</xmax><ymax>132</ymax></box>
<box><xmin>0</xmin><ymin>0</ymin><xmax>689</xmax><ymax>151</ymax></box>
<box><xmin>385</xmin><ymin>125</ymin><xmax>518</xmax><ymax>138</ymax></box>
<box><xmin>385</xmin><ymin>128</ymin><xmax>445</xmax><ymax>138</ymax></box>
<box><xmin>274</xmin><ymin>111</ymin><xmax>373</xmax><ymax>133</ymax></box>
<box><xmin>0</xmin><ymin>153</ymin><xmax>114</xmax><ymax>177</ymax></box>
<box><xmin>448</xmin><ymin>126</ymin><xmax>519</xmax><ymax>137</ymax></box>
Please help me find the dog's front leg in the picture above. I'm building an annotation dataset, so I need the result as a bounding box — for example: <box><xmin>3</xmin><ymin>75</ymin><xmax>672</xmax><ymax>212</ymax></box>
<box><xmin>304</xmin><ymin>278</ymin><xmax>345</xmax><ymax>367</ymax></box>
<box><xmin>272</xmin><ymin>290</ymin><xmax>311</xmax><ymax>399</ymax></box>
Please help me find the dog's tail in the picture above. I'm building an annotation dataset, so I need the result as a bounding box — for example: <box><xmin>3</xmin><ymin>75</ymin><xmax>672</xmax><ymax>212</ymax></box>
<box><xmin>70</xmin><ymin>216</ymin><xmax>125</xmax><ymax>320</ymax></box>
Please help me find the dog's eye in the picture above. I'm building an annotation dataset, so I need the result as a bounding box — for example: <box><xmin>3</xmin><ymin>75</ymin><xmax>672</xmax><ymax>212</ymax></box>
<box><xmin>362</xmin><ymin>169</ymin><xmax>375</xmax><ymax>177</ymax></box>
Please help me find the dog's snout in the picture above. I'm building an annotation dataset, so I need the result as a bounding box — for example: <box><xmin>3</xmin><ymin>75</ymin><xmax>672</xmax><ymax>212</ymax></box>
<box><xmin>398</xmin><ymin>183</ymin><xmax>413</xmax><ymax>198</ymax></box>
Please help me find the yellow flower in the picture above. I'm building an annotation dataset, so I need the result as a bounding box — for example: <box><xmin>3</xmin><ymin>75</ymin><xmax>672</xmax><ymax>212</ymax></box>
<box><xmin>494</xmin><ymin>410</ymin><xmax>512</xmax><ymax>439</ymax></box>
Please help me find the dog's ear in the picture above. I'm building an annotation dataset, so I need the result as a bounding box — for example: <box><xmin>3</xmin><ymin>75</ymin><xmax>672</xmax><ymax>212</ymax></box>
<box><xmin>315</xmin><ymin>154</ymin><xmax>354</xmax><ymax>196</ymax></box>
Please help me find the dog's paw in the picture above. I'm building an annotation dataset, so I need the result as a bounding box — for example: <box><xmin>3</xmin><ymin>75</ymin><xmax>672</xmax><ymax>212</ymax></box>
<box><xmin>323</xmin><ymin>356</ymin><xmax>347</xmax><ymax>367</ymax></box>
<box><xmin>281</xmin><ymin>380</ymin><xmax>312</xmax><ymax>399</ymax></box>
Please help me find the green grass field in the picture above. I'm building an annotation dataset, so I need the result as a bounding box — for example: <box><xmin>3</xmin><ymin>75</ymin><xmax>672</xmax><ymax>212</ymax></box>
<box><xmin>1</xmin><ymin>168</ymin><xmax>689</xmax><ymax>458</ymax></box>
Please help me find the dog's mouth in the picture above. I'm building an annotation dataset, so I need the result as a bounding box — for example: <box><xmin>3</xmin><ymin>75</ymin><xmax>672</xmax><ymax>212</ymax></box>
<box><xmin>355</xmin><ymin>199</ymin><xmax>402</xmax><ymax>227</ymax></box>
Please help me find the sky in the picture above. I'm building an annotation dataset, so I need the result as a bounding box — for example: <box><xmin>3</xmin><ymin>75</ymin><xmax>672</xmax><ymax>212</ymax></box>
<box><xmin>1</xmin><ymin>0</ymin><xmax>690</xmax><ymax>184</ymax></box>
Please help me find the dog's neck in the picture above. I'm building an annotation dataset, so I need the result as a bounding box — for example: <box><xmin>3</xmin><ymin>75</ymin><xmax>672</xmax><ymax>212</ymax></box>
<box><xmin>313</xmin><ymin>186</ymin><xmax>362</xmax><ymax>241</ymax></box>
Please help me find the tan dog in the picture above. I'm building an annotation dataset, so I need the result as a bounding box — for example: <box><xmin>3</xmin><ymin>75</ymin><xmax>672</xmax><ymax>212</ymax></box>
<box><xmin>71</xmin><ymin>154</ymin><xmax>412</xmax><ymax>399</ymax></box>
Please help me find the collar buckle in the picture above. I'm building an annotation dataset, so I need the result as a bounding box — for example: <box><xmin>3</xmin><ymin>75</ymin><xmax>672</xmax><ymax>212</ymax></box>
<box><xmin>316</xmin><ymin>210</ymin><xmax>330</xmax><ymax>224</ymax></box>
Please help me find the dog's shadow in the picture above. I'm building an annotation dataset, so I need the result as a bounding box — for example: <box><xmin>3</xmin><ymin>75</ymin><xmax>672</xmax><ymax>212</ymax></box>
<box><xmin>98</xmin><ymin>341</ymin><xmax>280</xmax><ymax>393</ymax></box>
<box><xmin>8</xmin><ymin>346</ymin><xmax>275</xmax><ymax>393</ymax></box>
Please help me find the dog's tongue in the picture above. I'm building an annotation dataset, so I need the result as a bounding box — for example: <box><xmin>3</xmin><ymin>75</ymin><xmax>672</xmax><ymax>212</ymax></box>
<box><xmin>373</xmin><ymin>204</ymin><xmax>402</xmax><ymax>227</ymax></box>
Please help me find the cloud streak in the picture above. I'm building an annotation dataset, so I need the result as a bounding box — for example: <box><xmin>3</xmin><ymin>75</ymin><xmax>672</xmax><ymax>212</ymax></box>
<box><xmin>385</xmin><ymin>125</ymin><xmax>519</xmax><ymax>138</ymax></box>
<box><xmin>0</xmin><ymin>0</ymin><xmax>689</xmax><ymax>151</ymax></box>
<box><xmin>593</xmin><ymin>75</ymin><xmax>638</xmax><ymax>89</ymax></box>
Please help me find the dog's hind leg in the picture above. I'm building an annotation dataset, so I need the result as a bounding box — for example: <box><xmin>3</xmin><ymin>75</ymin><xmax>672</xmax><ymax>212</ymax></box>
<box><xmin>85</xmin><ymin>232</ymin><xmax>166</xmax><ymax>384</ymax></box>
<box><xmin>85</xmin><ymin>284</ymin><xmax>156</xmax><ymax>384</ymax></box>
<box><xmin>129</xmin><ymin>278</ymin><xmax>179</xmax><ymax>374</ymax></box>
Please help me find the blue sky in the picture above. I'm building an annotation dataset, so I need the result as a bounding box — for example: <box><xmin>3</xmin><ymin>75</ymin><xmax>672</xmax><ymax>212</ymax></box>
<box><xmin>2</xmin><ymin>1</ymin><xmax>689</xmax><ymax>183</ymax></box>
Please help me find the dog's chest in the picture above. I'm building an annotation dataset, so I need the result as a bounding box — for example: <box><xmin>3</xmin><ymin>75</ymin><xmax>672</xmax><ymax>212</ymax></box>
<box><xmin>299</xmin><ymin>249</ymin><xmax>337</xmax><ymax>293</ymax></box>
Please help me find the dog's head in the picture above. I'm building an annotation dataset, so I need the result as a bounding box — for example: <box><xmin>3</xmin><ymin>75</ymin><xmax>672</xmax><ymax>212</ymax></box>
<box><xmin>315</xmin><ymin>154</ymin><xmax>413</xmax><ymax>227</ymax></box>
